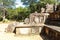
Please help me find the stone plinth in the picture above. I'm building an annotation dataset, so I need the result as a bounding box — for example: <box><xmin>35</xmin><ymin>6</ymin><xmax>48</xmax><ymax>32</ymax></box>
<box><xmin>15</xmin><ymin>24</ymin><xmax>44</xmax><ymax>35</ymax></box>
<box><xmin>16</xmin><ymin>28</ymin><xmax>31</xmax><ymax>35</ymax></box>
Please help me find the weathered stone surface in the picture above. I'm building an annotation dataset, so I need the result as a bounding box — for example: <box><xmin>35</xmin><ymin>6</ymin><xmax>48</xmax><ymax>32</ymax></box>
<box><xmin>16</xmin><ymin>28</ymin><xmax>31</xmax><ymax>35</ymax></box>
<box><xmin>29</xmin><ymin>11</ymin><xmax>40</xmax><ymax>24</ymax></box>
<box><xmin>24</xmin><ymin>18</ymin><xmax>29</xmax><ymax>24</ymax></box>
<box><xmin>0</xmin><ymin>24</ymin><xmax>8</xmax><ymax>32</ymax></box>
<box><xmin>46</xmin><ymin>3</ymin><xmax>54</xmax><ymax>13</ymax></box>
<box><xmin>29</xmin><ymin>11</ymin><xmax>49</xmax><ymax>24</ymax></box>
<box><xmin>41</xmin><ymin>8</ymin><xmax>45</xmax><ymax>13</ymax></box>
<box><xmin>5</xmin><ymin>24</ymin><xmax>15</xmax><ymax>32</ymax></box>
<box><xmin>32</xmin><ymin>27</ymin><xmax>39</xmax><ymax>34</ymax></box>
<box><xmin>5</xmin><ymin>22</ymin><xmax>19</xmax><ymax>33</ymax></box>
<box><xmin>34</xmin><ymin>16</ymin><xmax>40</xmax><ymax>24</ymax></box>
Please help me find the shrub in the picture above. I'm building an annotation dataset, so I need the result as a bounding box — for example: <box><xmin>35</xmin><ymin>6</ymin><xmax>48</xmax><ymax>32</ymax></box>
<box><xmin>3</xmin><ymin>19</ymin><xmax>9</xmax><ymax>23</ymax></box>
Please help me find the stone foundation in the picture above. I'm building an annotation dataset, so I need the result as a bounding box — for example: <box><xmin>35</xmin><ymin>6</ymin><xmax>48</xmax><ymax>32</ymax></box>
<box><xmin>41</xmin><ymin>25</ymin><xmax>60</xmax><ymax>40</ymax></box>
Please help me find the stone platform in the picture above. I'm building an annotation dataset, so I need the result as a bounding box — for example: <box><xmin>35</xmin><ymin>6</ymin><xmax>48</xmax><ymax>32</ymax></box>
<box><xmin>15</xmin><ymin>24</ymin><xmax>44</xmax><ymax>35</ymax></box>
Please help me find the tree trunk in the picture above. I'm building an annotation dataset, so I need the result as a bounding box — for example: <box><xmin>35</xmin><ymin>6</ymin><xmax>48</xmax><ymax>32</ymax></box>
<box><xmin>2</xmin><ymin>8</ymin><xmax>6</xmax><ymax>21</ymax></box>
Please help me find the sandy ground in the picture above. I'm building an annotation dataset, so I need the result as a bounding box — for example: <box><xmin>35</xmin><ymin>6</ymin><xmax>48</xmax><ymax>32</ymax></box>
<box><xmin>0</xmin><ymin>23</ymin><xmax>43</xmax><ymax>40</ymax></box>
<box><xmin>0</xmin><ymin>32</ymin><xmax>43</xmax><ymax>40</ymax></box>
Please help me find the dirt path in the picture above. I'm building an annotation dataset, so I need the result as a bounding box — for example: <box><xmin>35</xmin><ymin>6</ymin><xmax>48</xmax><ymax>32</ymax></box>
<box><xmin>0</xmin><ymin>32</ymin><xmax>43</xmax><ymax>40</ymax></box>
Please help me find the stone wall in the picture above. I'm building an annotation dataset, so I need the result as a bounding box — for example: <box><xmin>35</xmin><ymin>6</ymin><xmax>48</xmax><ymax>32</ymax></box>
<box><xmin>41</xmin><ymin>25</ymin><xmax>60</xmax><ymax>40</ymax></box>
<box><xmin>49</xmin><ymin>10</ymin><xmax>60</xmax><ymax>20</ymax></box>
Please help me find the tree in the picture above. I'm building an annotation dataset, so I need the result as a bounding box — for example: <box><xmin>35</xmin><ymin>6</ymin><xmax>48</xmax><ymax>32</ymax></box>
<box><xmin>21</xmin><ymin>0</ymin><xmax>38</xmax><ymax>5</ymax></box>
<box><xmin>6</xmin><ymin>7</ymin><xmax>30</xmax><ymax>21</ymax></box>
<box><xmin>40</xmin><ymin>0</ymin><xmax>57</xmax><ymax>4</ymax></box>
<box><xmin>0</xmin><ymin>0</ymin><xmax>16</xmax><ymax>21</ymax></box>
<box><xmin>6</xmin><ymin>8</ymin><xmax>17</xmax><ymax>20</ymax></box>
<box><xmin>21</xmin><ymin>0</ymin><xmax>39</xmax><ymax>13</ymax></box>
<box><xmin>0</xmin><ymin>0</ymin><xmax>16</xmax><ymax>8</ymax></box>
<box><xmin>16</xmin><ymin>7</ymin><xmax>30</xmax><ymax>21</ymax></box>
<box><xmin>29</xmin><ymin>1</ymin><xmax>46</xmax><ymax>13</ymax></box>
<box><xmin>21</xmin><ymin>0</ymin><xmax>58</xmax><ymax>13</ymax></box>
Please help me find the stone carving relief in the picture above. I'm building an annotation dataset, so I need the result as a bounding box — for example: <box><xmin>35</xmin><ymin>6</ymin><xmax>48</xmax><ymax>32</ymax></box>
<box><xmin>29</xmin><ymin>11</ymin><xmax>40</xmax><ymax>24</ymax></box>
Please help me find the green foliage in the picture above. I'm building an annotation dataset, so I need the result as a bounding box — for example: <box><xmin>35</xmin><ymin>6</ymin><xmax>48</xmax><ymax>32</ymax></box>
<box><xmin>6</xmin><ymin>7</ymin><xmax>30</xmax><ymax>21</ymax></box>
<box><xmin>21</xmin><ymin>0</ymin><xmax>38</xmax><ymax>5</ymax></box>
<box><xmin>16</xmin><ymin>7</ymin><xmax>30</xmax><ymax>20</ymax></box>
<box><xmin>21</xmin><ymin>0</ymin><xmax>58</xmax><ymax>13</ymax></box>
<box><xmin>6</xmin><ymin>8</ymin><xmax>18</xmax><ymax>20</ymax></box>
<box><xmin>29</xmin><ymin>3</ymin><xmax>37</xmax><ymax>13</ymax></box>
<box><xmin>29</xmin><ymin>2</ymin><xmax>46</xmax><ymax>13</ymax></box>
<box><xmin>0</xmin><ymin>0</ymin><xmax>16</xmax><ymax>21</ymax></box>
<box><xmin>0</xmin><ymin>0</ymin><xmax>16</xmax><ymax>8</ymax></box>
<box><xmin>0</xmin><ymin>0</ymin><xmax>59</xmax><ymax>22</ymax></box>
<box><xmin>40</xmin><ymin>0</ymin><xmax>57</xmax><ymax>4</ymax></box>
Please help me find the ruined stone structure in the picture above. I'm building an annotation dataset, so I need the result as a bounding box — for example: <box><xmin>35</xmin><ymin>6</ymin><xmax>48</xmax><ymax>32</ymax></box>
<box><xmin>29</xmin><ymin>11</ymin><xmax>49</xmax><ymax>24</ymax></box>
<box><xmin>46</xmin><ymin>3</ymin><xmax>54</xmax><ymax>13</ymax></box>
<box><xmin>41</xmin><ymin>25</ymin><xmax>60</xmax><ymax>40</ymax></box>
<box><xmin>41</xmin><ymin>7</ymin><xmax>45</xmax><ymax>13</ymax></box>
<box><xmin>5</xmin><ymin>22</ymin><xmax>19</xmax><ymax>33</ymax></box>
